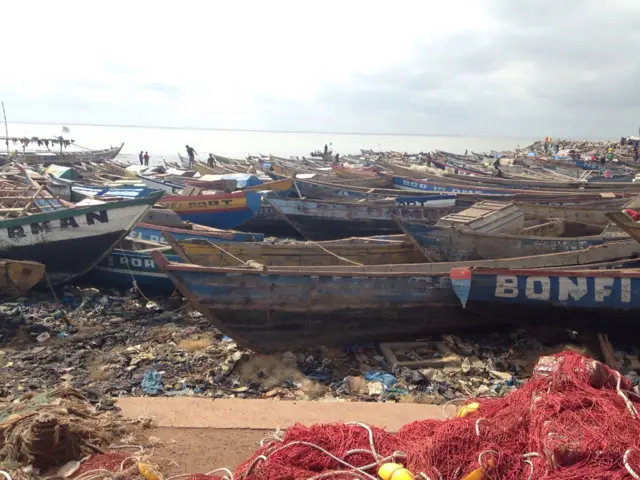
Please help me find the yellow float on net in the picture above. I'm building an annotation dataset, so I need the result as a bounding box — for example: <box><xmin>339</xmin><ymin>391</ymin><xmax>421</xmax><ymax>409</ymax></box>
<box><xmin>378</xmin><ymin>462</ymin><xmax>414</xmax><ymax>480</ymax></box>
<box><xmin>461</xmin><ymin>458</ymin><xmax>495</xmax><ymax>480</ymax></box>
<box><xmin>138</xmin><ymin>462</ymin><xmax>162</xmax><ymax>480</ymax></box>
<box><xmin>456</xmin><ymin>401</ymin><xmax>480</xmax><ymax>418</ymax></box>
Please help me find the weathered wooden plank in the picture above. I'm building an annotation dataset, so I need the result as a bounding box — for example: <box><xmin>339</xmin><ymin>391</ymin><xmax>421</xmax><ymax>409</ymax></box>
<box><xmin>398</xmin><ymin>218</ymin><xmax>626</xmax><ymax>262</ymax></box>
<box><xmin>165</xmin><ymin>234</ymin><xmax>425</xmax><ymax>267</ymax></box>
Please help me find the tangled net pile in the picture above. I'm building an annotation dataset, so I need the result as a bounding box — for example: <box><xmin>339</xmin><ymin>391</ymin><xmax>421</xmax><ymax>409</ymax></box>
<box><xmin>0</xmin><ymin>387</ymin><xmax>133</xmax><ymax>470</ymax></box>
<box><xmin>204</xmin><ymin>351</ymin><xmax>640</xmax><ymax>479</ymax></box>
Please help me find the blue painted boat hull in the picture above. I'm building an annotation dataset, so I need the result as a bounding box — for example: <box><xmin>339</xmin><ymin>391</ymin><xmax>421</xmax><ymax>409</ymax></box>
<box><xmin>166</xmin><ymin>191</ymin><xmax>262</xmax><ymax>229</ymax></box>
<box><xmin>392</xmin><ymin>176</ymin><xmax>507</xmax><ymax>195</ymax></box>
<box><xmin>451</xmin><ymin>267</ymin><xmax>640</xmax><ymax>325</ymax></box>
<box><xmin>153</xmin><ymin>253</ymin><xmax>485</xmax><ymax>351</ymax></box>
<box><xmin>82</xmin><ymin>249</ymin><xmax>181</xmax><ymax>294</ymax></box>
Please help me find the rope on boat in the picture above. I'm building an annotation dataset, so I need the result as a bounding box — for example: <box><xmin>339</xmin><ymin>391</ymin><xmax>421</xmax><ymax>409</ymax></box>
<box><xmin>203</xmin><ymin>240</ymin><xmax>251</xmax><ymax>267</ymax></box>
<box><xmin>266</xmin><ymin>198</ymin><xmax>365</xmax><ymax>267</ymax></box>
<box><xmin>306</xmin><ymin>240</ymin><xmax>364</xmax><ymax>266</ymax></box>
<box><xmin>118</xmin><ymin>244</ymin><xmax>156</xmax><ymax>303</ymax></box>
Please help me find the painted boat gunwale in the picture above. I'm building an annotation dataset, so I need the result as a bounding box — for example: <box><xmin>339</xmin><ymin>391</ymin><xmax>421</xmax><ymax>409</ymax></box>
<box><xmin>454</xmin><ymin>265</ymin><xmax>640</xmax><ymax>278</ymax></box>
<box><xmin>150</xmin><ymin>250</ymin><xmax>451</xmax><ymax>279</ymax></box>
<box><xmin>0</xmin><ymin>191</ymin><xmax>164</xmax><ymax>228</ymax></box>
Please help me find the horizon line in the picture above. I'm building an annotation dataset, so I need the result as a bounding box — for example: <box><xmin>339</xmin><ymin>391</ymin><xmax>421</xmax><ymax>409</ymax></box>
<box><xmin>8</xmin><ymin>121</ymin><xmax>543</xmax><ymax>139</ymax></box>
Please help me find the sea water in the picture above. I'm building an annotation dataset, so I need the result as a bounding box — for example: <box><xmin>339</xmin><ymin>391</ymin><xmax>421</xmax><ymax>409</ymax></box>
<box><xmin>5</xmin><ymin>122</ymin><xmax>540</xmax><ymax>166</ymax></box>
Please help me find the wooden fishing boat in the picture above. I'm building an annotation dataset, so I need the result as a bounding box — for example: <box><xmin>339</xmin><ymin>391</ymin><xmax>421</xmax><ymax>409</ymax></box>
<box><xmin>391</xmin><ymin>175</ymin><xmax>633</xmax><ymax>203</ymax></box>
<box><xmin>605</xmin><ymin>206</ymin><xmax>640</xmax><ymax>243</ymax></box>
<box><xmin>157</xmin><ymin>191</ymin><xmax>262</xmax><ymax>229</ymax></box>
<box><xmin>236</xmin><ymin>204</ymin><xmax>301</xmax><ymax>238</ymax></box>
<box><xmin>0</xmin><ymin>259</ymin><xmax>45</xmax><ymax>295</ymax></box>
<box><xmin>517</xmin><ymin>198</ymin><xmax>628</xmax><ymax>226</ymax></box>
<box><xmin>381</xmin><ymin>158</ymin><xmax>639</xmax><ymax>191</ymax></box>
<box><xmin>0</xmin><ymin>192</ymin><xmax>162</xmax><ymax>284</ymax></box>
<box><xmin>295</xmin><ymin>175</ymin><xmax>631</xmax><ymax>207</ymax></box>
<box><xmin>164</xmin><ymin>233</ymin><xmax>425</xmax><ymax>267</ymax></box>
<box><xmin>267</xmin><ymin>196</ymin><xmax>460</xmax><ymax>240</ymax></box>
<box><xmin>152</xmin><ymin>239</ymin><xmax>640</xmax><ymax>351</ymax></box>
<box><xmin>129</xmin><ymin>222</ymin><xmax>264</xmax><ymax>245</ymax></box>
<box><xmin>185</xmin><ymin>154</ymin><xmax>248</xmax><ymax>173</ymax></box>
<box><xmin>136</xmin><ymin>175</ymin><xmax>184</xmax><ymax>194</ymax></box>
<box><xmin>244</xmin><ymin>177</ymin><xmax>294</xmax><ymax>193</ymax></box>
<box><xmin>151</xmin><ymin>250</ymin><xmax>481</xmax><ymax>351</ymax></box>
<box><xmin>389</xmin><ymin>174</ymin><xmax>552</xmax><ymax>195</ymax></box>
<box><xmin>82</xmin><ymin>243</ymin><xmax>180</xmax><ymax>294</ymax></box>
<box><xmin>264</xmin><ymin>160</ymin><xmax>316</xmax><ymax>178</ymax></box>
<box><xmin>450</xmin><ymin>266</ymin><xmax>640</xmax><ymax>325</ymax></box>
<box><xmin>182</xmin><ymin>178</ymin><xmax>238</xmax><ymax>191</ymax></box>
<box><xmin>397</xmin><ymin>218</ymin><xmax>626</xmax><ymax>262</ymax></box>
<box><xmin>0</xmin><ymin>141</ymin><xmax>124</xmax><ymax>165</ymax></box>
<box><xmin>294</xmin><ymin>177</ymin><xmax>439</xmax><ymax>201</ymax></box>
<box><xmin>192</xmin><ymin>161</ymin><xmax>241</xmax><ymax>176</ymax></box>
<box><xmin>376</xmin><ymin>158</ymin><xmax>435</xmax><ymax>179</ymax></box>
<box><xmin>192</xmin><ymin>173</ymin><xmax>263</xmax><ymax>189</ymax></box>
<box><xmin>332</xmin><ymin>164</ymin><xmax>381</xmax><ymax>179</ymax></box>
<box><xmin>178</xmin><ymin>240</ymin><xmax>640</xmax><ymax>274</ymax></box>
<box><xmin>434</xmin><ymin>201</ymin><xmax>525</xmax><ymax>234</ymax></box>
<box><xmin>71</xmin><ymin>184</ymin><xmax>161</xmax><ymax>202</ymax></box>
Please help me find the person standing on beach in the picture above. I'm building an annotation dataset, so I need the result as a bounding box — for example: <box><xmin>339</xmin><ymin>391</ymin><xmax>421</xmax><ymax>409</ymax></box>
<box><xmin>139</xmin><ymin>150</ymin><xmax>144</xmax><ymax>165</ymax></box>
<box><xmin>186</xmin><ymin>145</ymin><xmax>197</xmax><ymax>168</ymax></box>
<box><xmin>143</xmin><ymin>151</ymin><xmax>150</xmax><ymax>166</ymax></box>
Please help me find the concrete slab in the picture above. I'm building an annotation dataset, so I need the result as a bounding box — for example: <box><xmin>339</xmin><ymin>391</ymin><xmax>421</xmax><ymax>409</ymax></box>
<box><xmin>117</xmin><ymin>397</ymin><xmax>447</xmax><ymax>432</ymax></box>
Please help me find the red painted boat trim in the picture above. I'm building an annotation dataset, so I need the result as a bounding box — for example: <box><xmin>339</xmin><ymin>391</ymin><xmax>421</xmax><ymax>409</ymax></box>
<box><xmin>450</xmin><ymin>267</ymin><xmax>472</xmax><ymax>280</ymax></box>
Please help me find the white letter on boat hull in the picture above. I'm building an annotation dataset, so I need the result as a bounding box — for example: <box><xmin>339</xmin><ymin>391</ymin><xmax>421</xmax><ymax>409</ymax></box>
<box><xmin>525</xmin><ymin>276</ymin><xmax>551</xmax><ymax>301</ymax></box>
<box><xmin>594</xmin><ymin>277</ymin><xmax>615</xmax><ymax>302</ymax></box>
<box><xmin>621</xmin><ymin>277</ymin><xmax>631</xmax><ymax>303</ymax></box>
<box><xmin>558</xmin><ymin>277</ymin><xmax>587</xmax><ymax>302</ymax></box>
<box><xmin>495</xmin><ymin>275</ymin><xmax>518</xmax><ymax>298</ymax></box>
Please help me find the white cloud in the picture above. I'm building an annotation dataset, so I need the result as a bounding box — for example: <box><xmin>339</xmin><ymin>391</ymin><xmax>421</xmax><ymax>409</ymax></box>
<box><xmin>4</xmin><ymin>0</ymin><xmax>636</xmax><ymax>136</ymax></box>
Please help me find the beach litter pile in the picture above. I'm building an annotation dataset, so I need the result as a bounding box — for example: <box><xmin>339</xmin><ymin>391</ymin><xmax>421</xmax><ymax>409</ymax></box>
<box><xmin>195</xmin><ymin>351</ymin><xmax>640</xmax><ymax>479</ymax></box>
<box><xmin>0</xmin><ymin>288</ymin><xmax>567</xmax><ymax>403</ymax></box>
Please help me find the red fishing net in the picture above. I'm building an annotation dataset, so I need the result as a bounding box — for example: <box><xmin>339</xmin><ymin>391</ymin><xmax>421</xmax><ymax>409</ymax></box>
<box><xmin>213</xmin><ymin>352</ymin><xmax>640</xmax><ymax>479</ymax></box>
<box><xmin>73</xmin><ymin>450</ymin><xmax>135</xmax><ymax>477</ymax></box>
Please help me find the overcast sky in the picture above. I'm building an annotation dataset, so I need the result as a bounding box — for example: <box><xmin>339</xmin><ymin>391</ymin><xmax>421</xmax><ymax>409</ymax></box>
<box><xmin>4</xmin><ymin>0</ymin><xmax>639</xmax><ymax>137</ymax></box>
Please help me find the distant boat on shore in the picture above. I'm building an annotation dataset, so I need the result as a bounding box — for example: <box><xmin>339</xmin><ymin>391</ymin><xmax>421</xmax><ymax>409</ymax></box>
<box><xmin>0</xmin><ymin>135</ymin><xmax>124</xmax><ymax>165</ymax></box>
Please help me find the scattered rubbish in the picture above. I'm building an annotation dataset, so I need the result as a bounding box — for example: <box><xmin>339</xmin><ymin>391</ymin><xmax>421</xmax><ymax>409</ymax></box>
<box><xmin>0</xmin><ymin>286</ymin><xmax>631</xmax><ymax>405</ymax></box>
<box><xmin>364</xmin><ymin>371</ymin><xmax>397</xmax><ymax>389</ymax></box>
<box><xmin>379</xmin><ymin>341</ymin><xmax>461</xmax><ymax>370</ymax></box>
<box><xmin>141</xmin><ymin>369</ymin><xmax>164</xmax><ymax>395</ymax></box>
<box><xmin>36</xmin><ymin>332</ymin><xmax>50</xmax><ymax>343</ymax></box>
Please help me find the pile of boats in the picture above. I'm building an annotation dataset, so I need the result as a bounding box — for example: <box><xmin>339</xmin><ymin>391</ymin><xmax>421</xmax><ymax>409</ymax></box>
<box><xmin>2</xmin><ymin>140</ymin><xmax>640</xmax><ymax>352</ymax></box>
